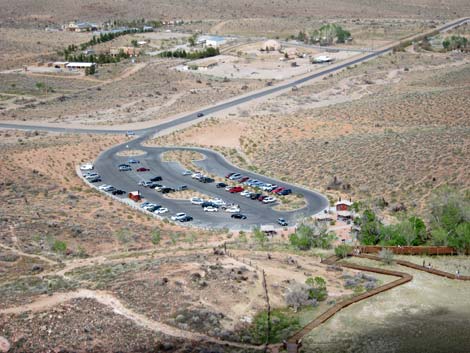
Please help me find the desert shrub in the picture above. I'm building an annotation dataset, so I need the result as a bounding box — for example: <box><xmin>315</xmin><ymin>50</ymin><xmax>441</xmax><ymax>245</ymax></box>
<box><xmin>378</xmin><ymin>248</ymin><xmax>394</xmax><ymax>265</ymax></box>
<box><xmin>289</xmin><ymin>223</ymin><xmax>335</xmax><ymax>250</ymax></box>
<box><xmin>52</xmin><ymin>240</ymin><xmax>67</xmax><ymax>254</ymax></box>
<box><xmin>151</xmin><ymin>229</ymin><xmax>161</xmax><ymax>245</ymax></box>
<box><xmin>250</xmin><ymin>309</ymin><xmax>301</xmax><ymax>344</ymax></box>
<box><xmin>429</xmin><ymin>187</ymin><xmax>470</xmax><ymax>253</ymax></box>
<box><xmin>285</xmin><ymin>282</ymin><xmax>317</xmax><ymax>312</ymax></box>
<box><xmin>253</xmin><ymin>226</ymin><xmax>268</xmax><ymax>248</ymax></box>
<box><xmin>305</xmin><ymin>276</ymin><xmax>328</xmax><ymax>301</ymax></box>
<box><xmin>335</xmin><ymin>244</ymin><xmax>352</xmax><ymax>258</ymax></box>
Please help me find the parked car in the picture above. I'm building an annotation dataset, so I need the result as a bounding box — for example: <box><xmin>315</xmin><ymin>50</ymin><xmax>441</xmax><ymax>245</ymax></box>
<box><xmin>209</xmin><ymin>198</ymin><xmax>226</xmax><ymax>207</ymax></box>
<box><xmin>171</xmin><ymin>213</ymin><xmax>187</xmax><ymax>221</ymax></box>
<box><xmin>277</xmin><ymin>189</ymin><xmax>292</xmax><ymax>196</ymax></box>
<box><xmin>272</xmin><ymin>187</ymin><xmax>285</xmax><ymax>194</ymax></box>
<box><xmin>239</xmin><ymin>176</ymin><xmax>250</xmax><ymax>183</ymax></box>
<box><xmin>201</xmin><ymin>201</ymin><xmax>218</xmax><ymax>208</ymax></box>
<box><xmin>262</xmin><ymin>196</ymin><xmax>277</xmax><ymax>204</ymax></box>
<box><xmin>160</xmin><ymin>187</ymin><xmax>175</xmax><ymax>194</ymax></box>
<box><xmin>176</xmin><ymin>185</ymin><xmax>188</xmax><ymax>191</ymax></box>
<box><xmin>182</xmin><ymin>170</ymin><xmax>192</xmax><ymax>176</ymax></box>
<box><xmin>200</xmin><ymin>177</ymin><xmax>214</xmax><ymax>183</ymax></box>
<box><xmin>179</xmin><ymin>215</ymin><xmax>193</xmax><ymax>222</ymax></box>
<box><xmin>229</xmin><ymin>186</ymin><xmax>244</xmax><ymax>193</ymax></box>
<box><xmin>88</xmin><ymin>176</ymin><xmax>102</xmax><ymax>183</ymax></box>
<box><xmin>216</xmin><ymin>182</ymin><xmax>227</xmax><ymax>188</ymax></box>
<box><xmin>80</xmin><ymin>163</ymin><xmax>94</xmax><ymax>171</ymax></box>
<box><xmin>240</xmin><ymin>190</ymin><xmax>252</xmax><ymax>197</ymax></box>
<box><xmin>229</xmin><ymin>173</ymin><xmax>242</xmax><ymax>180</ymax></box>
<box><xmin>154</xmin><ymin>207</ymin><xmax>169</xmax><ymax>214</ymax></box>
<box><xmin>225</xmin><ymin>172</ymin><xmax>235</xmax><ymax>179</ymax></box>
<box><xmin>84</xmin><ymin>172</ymin><xmax>99</xmax><ymax>179</ymax></box>
<box><xmin>224</xmin><ymin>185</ymin><xmax>232</xmax><ymax>191</ymax></box>
<box><xmin>138</xmin><ymin>181</ymin><xmax>153</xmax><ymax>187</ymax></box>
<box><xmin>258</xmin><ymin>195</ymin><xmax>267</xmax><ymax>201</ymax></box>
<box><xmin>119</xmin><ymin>165</ymin><xmax>132</xmax><ymax>171</ymax></box>
<box><xmin>126</xmin><ymin>131</ymin><xmax>135</xmax><ymax>136</ymax></box>
<box><xmin>148</xmin><ymin>182</ymin><xmax>162</xmax><ymax>189</ymax></box>
<box><xmin>192</xmin><ymin>172</ymin><xmax>203</xmax><ymax>179</ymax></box>
<box><xmin>277</xmin><ymin>218</ymin><xmax>288</xmax><ymax>226</ymax></box>
<box><xmin>98</xmin><ymin>184</ymin><xmax>112</xmax><ymax>191</ymax></box>
<box><xmin>197</xmin><ymin>113</ymin><xmax>204</xmax><ymax>117</ymax></box>
<box><xmin>128</xmin><ymin>159</ymin><xmax>140</xmax><ymax>164</ymax></box>
<box><xmin>250</xmin><ymin>193</ymin><xmax>262</xmax><ymax>200</ymax></box>
<box><xmin>190</xmin><ymin>197</ymin><xmax>205</xmax><ymax>205</ymax></box>
<box><xmin>136</xmin><ymin>167</ymin><xmax>150</xmax><ymax>172</ymax></box>
<box><xmin>204</xmin><ymin>206</ymin><xmax>218</xmax><ymax>212</ymax></box>
<box><xmin>112</xmin><ymin>189</ymin><xmax>126</xmax><ymax>195</ymax></box>
<box><xmin>231</xmin><ymin>213</ymin><xmax>247</xmax><ymax>219</ymax></box>
<box><xmin>150</xmin><ymin>176</ymin><xmax>162</xmax><ymax>182</ymax></box>
<box><xmin>225</xmin><ymin>206</ymin><xmax>241</xmax><ymax>213</ymax></box>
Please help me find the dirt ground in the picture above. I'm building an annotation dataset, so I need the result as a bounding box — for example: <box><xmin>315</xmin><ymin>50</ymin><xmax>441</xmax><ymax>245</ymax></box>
<box><xmin>302</xmin><ymin>256</ymin><xmax>470</xmax><ymax>353</ymax></box>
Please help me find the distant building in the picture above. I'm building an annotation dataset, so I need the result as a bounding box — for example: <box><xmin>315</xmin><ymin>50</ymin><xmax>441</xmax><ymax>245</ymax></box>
<box><xmin>110</xmin><ymin>47</ymin><xmax>141</xmax><ymax>56</ymax></box>
<box><xmin>335</xmin><ymin>198</ymin><xmax>353</xmax><ymax>221</ymax></box>
<box><xmin>312</xmin><ymin>55</ymin><xmax>334</xmax><ymax>63</ymax></box>
<box><xmin>199</xmin><ymin>36</ymin><xmax>226</xmax><ymax>48</ymax></box>
<box><xmin>262</xmin><ymin>39</ymin><xmax>281</xmax><ymax>51</ymax></box>
<box><xmin>196</xmin><ymin>59</ymin><xmax>218</xmax><ymax>70</ymax></box>
<box><xmin>66</xmin><ymin>62</ymin><xmax>96</xmax><ymax>70</ymax></box>
<box><xmin>67</xmin><ymin>21</ymin><xmax>97</xmax><ymax>32</ymax></box>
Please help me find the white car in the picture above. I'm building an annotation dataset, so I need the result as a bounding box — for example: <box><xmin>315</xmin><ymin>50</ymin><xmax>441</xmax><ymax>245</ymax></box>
<box><xmin>182</xmin><ymin>170</ymin><xmax>193</xmax><ymax>176</ymax></box>
<box><xmin>191</xmin><ymin>172</ymin><xmax>203</xmax><ymax>179</ymax></box>
<box><xmin>224</xmin><ymin>185</ymin><xmax>232</xmax><ymax>191</ymax></box>
<box><xmin>171</xmin><ymin>212</ymin><xmax>187</xmax><ymax>221</ymax></box>
<box><xmin>262</xmin><ymin>196</ymin><xmax>277</xmax><ymax>204</ymax></box>
<box><xmin>84</xmin><ymin>172</ymin><xmax>99</xmax><ymax>179</ymax></box>
<box><xmin>229</xmin><ymin>173</ymin><xmax>242</xmax><ymax>180</ymax></box>
<box><xmin>204</xmin><ymin>206</ymin><xmax>218</xmax><ymax>212</ymax></box>
<box><xmin>225</xmin><ymin>206</ymin><xmax>241</xmax><ymax>213</ymax></box>
<box><xmin>154</xmin><ymin>207</ymin><xmax>169</xmax><ymax>214</ymax></box>
<box><xmin>142</xmin><ymin>203</ymin><xmax>158</xmax><ymax>211</ymax></box>
<box><xmin>260</xmin><ymin>184</ymin><xmax>274</xmax><ymax>191</ymax></box>
<box><xmin>209</xmin><ymin>198</ymin><xmax>226</xmax><ymax>206</ymax></box>
<box><xmin>80</xmin><ymin>163</ymin><xmax>94</xmax><ymax>171</ymax></box>
<box><xmin>98</xmin><ymin>184</ymin><xmax>111</xmax><ymax>191</ymax></box>
<box><xmin>190</xmin><ymin>197</ymin><xmax>204</xmax><ymax>205</ymax></box>
<box><xmin>240</xmin><ymin>190</ymin><xmax>252</xmax><ymax>197</ymax></box>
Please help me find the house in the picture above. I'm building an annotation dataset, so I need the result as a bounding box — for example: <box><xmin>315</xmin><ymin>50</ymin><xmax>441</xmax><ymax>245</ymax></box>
<box><xmin>67</xmin><ymin>21</ymin><xmax>97</xmax><ymax>32</ymax></box>
<box><xmin>196</xmin><ymin>60</ymin><xmax>218</xmax><ymax>70</ymax></box>
<box><xmin>53</xmin><ymin>61</ymin><xmax>69</xmax><ymax>69</ymax></box>
<box><xmin>110</xmin><ymin>47</ymin><xmax>141</xmax><ymax>56</ymax></box>
<box><xmin>315</xmin><ymin>213</ymin><xmax>334</xmax><ymax>222</ymax></box>
<box><xmin>202</xmin><ymin>36</ymin><xmax>226</xmax><ymax>48</ymax></box>
<box><xmin>66</xmin><ymin>62</ymin><xmax>96</xmax><ymax>70</ymax></box>
<box><xmin>312</xmin><ymin>55</ymin><xmax>334</xmax><ymax>64</ymax></box>
<box><xmin>335</xmin><ymin>198</ymin><xmax>353</xmax><ymax>212</ymax></box>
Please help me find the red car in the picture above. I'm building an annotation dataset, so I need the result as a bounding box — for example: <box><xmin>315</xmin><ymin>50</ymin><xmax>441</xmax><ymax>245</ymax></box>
<box><xmin>229</xmin><ymin>186</ymin><xmax>244</xmax><ymax>193</ymax></box>
<box><xmin>258</xmin><ymin>195</ymin><xmax>267</xmax><ymax>201</ymax></box>
<box><xmin>272</xmin><ymin>187</ymin><xmax>285</xmax><ymax>194</ymax></box>
<box><xmin>239</xmin><ymin>176</ymin><xmax>250</xmax><ymax>183</ymax></box>
<box><xmin>136</xmin><ymin>167</ymin><xmax>150</xmax><ymax>172</ymax></box>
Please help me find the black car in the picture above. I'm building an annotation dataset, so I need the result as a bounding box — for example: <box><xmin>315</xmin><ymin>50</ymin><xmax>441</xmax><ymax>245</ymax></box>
<box><xmin>200</xmin><ymin>177</ymin><xmax>215</xmax><ymax>183</ymax></box>
<box><xmin>278</xmin><ymin>189</ymin><xmax>292</xmax><ymax>196</ymax></box>
<box><xmin>197</xmin><ymin>113</ymin><xmax>204</xmax><ymax>117</ymax></box>
<box><xmin>89</xmin><ymin>177</ymin><xmax>102</xmax><ymax>183</ymax></box>
<box><xmin>161</xmin><ymin>187</ymin><xmax>175</xmax><ymax>194</ymax></box>
<box><xmin>180</xmin><ymin>215</ymin><xmax>193</xmax><ymax>222</ymax></box>
<box><xmin>277</xmin><ymin>218</ymin><xmax>288</xmax><ymax>226</ymax></box>
<box><xmin>250</xmin><ymin>193</ymin><xmax>262</xmax><ymax>200</ymax></box>
<box><xmin>148</xmin><ymin>182</ymin><xmax>163</xmax><ymax>189</ymax></box>
<box><xmin>201</xmin><ymin>201</ymin><xmax>219</xmax><ymax>208</ymax></box>
<box><xmin>150</xmin><ymin>176</ymin><xmax>162</xmax><ymax>182</ymax></box>
<box><xmin>231</xmin><ymin>213</ymin><xmax>247</xmax><ymax>220</ymax></box>
<box><xmin>112</xmin><ymin>189</ymin><xmax>126</xmax><ymax>195</ymax></box>
<box><xmin>216</xmin><ymin>182</ymin><xmax>228</xmax><ymax>188</ymax></box>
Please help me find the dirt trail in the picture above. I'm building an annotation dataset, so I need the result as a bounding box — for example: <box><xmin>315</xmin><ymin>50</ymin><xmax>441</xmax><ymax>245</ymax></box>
<box><xmin>0</xmin><ymin>288</ymin><xmax>262</xmax><ymax>350</ymax></box>
<box><xmin>0</xmin><ymin>242</ymin><xmax>58</xmax><ymax>265</ymax></box>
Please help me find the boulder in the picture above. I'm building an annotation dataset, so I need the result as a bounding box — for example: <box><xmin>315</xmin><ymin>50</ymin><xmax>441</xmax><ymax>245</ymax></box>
<box><xmin>0</xmin><ymin>336</ymin><xmax>10</xmax><ymax>353</ymax></box>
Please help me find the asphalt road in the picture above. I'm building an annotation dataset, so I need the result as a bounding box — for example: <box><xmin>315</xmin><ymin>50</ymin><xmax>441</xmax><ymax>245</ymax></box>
<box><xmin>93</xmin><ymin>141</ymin><xmax>329</xmax><ymax>230</ymax></box>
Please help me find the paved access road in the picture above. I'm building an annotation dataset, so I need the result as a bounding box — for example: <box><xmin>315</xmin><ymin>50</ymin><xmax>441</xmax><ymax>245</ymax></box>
<box><xmin>94</xmin><ymin>138</ymin><xmax>329</xmax><ymax>230</ymax></box>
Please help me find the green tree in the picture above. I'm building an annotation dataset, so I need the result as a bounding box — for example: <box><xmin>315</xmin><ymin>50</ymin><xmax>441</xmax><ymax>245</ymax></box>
<box><xmin>335</xmin><ymin>244</ymin><xmax>352</xmax><ymax>258</ymax></box>
<box><xmin>250</xmin><ymin>309</ymin><xmax>300</xmax><ymax>344</ymax></box>
<box><xmin>305</xmin><ymin>276</ymin><xmax>328</xmax><ymax>301</ymax></box>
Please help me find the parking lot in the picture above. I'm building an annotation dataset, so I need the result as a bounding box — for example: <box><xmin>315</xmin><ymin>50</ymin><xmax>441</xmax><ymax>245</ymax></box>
<box><xmin>84</xmin><ymin>142</ymin><xmax>328</xmax><ymax>230</ymax></box>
